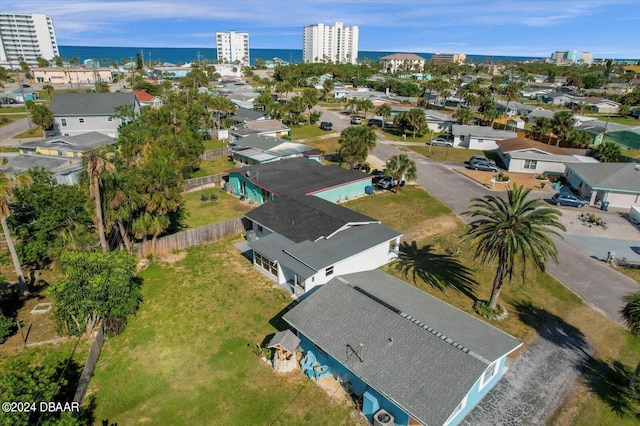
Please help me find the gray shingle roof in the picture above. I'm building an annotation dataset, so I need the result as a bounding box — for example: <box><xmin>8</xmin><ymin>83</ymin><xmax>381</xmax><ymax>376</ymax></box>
<box><xmin>267</xmin><ymin>330</ymin><xmax>300</xmax><ymax>354</ymax></box>
<box><xmin>245</xmin><ymin>194</ymin><xmax>378</xmax><ymax>243</ymax></box>
<box><xmin>19</xmin><ymin>132</ymin><xmax>115</xmax><ymax>154</ymax></box>
<box><xmin>0</xmin><ymin>154</ymin><xmax>81</xmax><ymax>175</ymax></box>
<box><xmin>566</xmin><ymin>162</ymin><xmax>640</xmax><ymax>193</ymax></box>
<box><xmin>229</xmin><ymin>157</ymin><xmax>371</xmax><ymax>197</ymax></box>
<box><xmin>283</xmin><ymin>270</ymin><xmax>521</xmax><ymax>426</ymax></box>
<box><xmin>452</xmin><ymin>125</ymin><xmax>517</xmax><ymax>139</ymax></box>
<box><xmin>50</xmin><ymin>92</ymin><xmax>137</xmax><ymax>116</ymax></box>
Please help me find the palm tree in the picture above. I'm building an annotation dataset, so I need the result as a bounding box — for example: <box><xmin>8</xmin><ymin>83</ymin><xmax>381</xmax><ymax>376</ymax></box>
<box><xmin>302</xmin><ymin>88</ymin><xmax>319</xmax><ymax>124</ymax></box>
<box><xmin>502</xmin><ymin>82</ymin><xmax>523</xmax><ymax>117</ymax></box>
<box><xmin>621</xmin><ymin>291</ymin><xmax>640</xmax><ymax>389</ymax></box>
<box><xmin>567</xmin><ymin>130</ymin><xmax>592</xmax><ymax>148</ymax></box>
<box><xmin>375</xmin><ymin>104</ymin><xmax>391</xmax><ymax>128</ymax></box>
<box><xmin>462</xmin><ymin>185</ymin><xmax>566</xmax><ymax>310</ymax></box>
<box><xmin>454</xmin><ymin>107</ymin><xmax>473</xmax><ymax>125</ymax></box>
<box><xmin>84</xmin><ymin>148</ymin><xmax>116</xmax><ymax>253</ymax></box>
<box><xmin>358</xmin><ymin>99</ymin><xmax>374</xmax><ymax>118</ymax></box>
<box><xmin>405</xmin><ymin>108</ymin><xmax>427</xmax><ymax>138</ymax></box>
<box><xmin>592</xmin><ymin>141</ymin><xmax>621</xmax><ymax>162</ymax></box>
<box><xmin>552</xmin><ymin>110</ymin><xmax>575</xmax><ymax>146</ymax></box>
<box><xmin>0</xmin><ymin>173</ymin><xmax>31</xmax><ymax>294</ymax></box>
<box><xmin>531</xmin><ymin>117</ymin><xmax>553</xmax><ymax>143</ymax></box>
<box><xmin>386</xmin><ymin>154</ymin><xmax>417</xmax><ymax>194</ymax></box>
<box><xmin>338</xmin><ymin>126</ymin><xmax>377</xmax><ymax>168</ymax></box>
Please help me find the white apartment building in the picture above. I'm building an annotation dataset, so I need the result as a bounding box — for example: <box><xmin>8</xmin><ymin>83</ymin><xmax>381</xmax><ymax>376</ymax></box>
<box><xmin>216</xmin><ymin>31</ymin><xmax>250</xmax><ymax>66</ymax></box>
<box><xmin>581</xmin><ymin>51</ymin><xmax>594</xmax><ymax>66</ymax></box>
<box><xmin>0</xmin><ymin>12</ymin><xmax>59</xmax><ymax>68</ymax></box>
<box><xmin>302</xmin><ymin>21</ymin><xmax>358</xmax><ymax>64</ymax></box>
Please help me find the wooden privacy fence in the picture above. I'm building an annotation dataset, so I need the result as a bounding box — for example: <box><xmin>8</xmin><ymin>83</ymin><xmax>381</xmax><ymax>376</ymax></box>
<box><xmin>201</xmin><ymin>146</ymin><xmax>230</xmax><ymax>160</ymax></box>
<box><xmin>134</xmin><ymin>218</ymin><xmax>245</xmax><ymax>259</ymax></box>
<box><xmin>73</xmin><ymin>324</ymin><xmax>105</xmax><ymax>405</ymax></box>
<box><xmin>184</xmin><ymin>172</ymin><xmax>226</xmax><ymax>192</ymax></box>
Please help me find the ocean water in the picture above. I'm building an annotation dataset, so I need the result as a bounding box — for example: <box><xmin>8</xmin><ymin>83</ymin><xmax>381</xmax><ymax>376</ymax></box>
<box><xmin>58</xmin><ymin>45</ymin><xmax>544</xmax><ymax>66</ymax></box>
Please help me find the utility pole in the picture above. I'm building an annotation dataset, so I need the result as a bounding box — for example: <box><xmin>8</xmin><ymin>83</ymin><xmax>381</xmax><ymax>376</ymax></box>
<box><xmin>15</xmin><ymin>63</ymin><xmax>33</xmax><ymax>131</ymax></box>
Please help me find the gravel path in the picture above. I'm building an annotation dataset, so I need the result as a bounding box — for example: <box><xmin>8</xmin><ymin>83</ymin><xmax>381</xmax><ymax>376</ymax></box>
<box><xmin>462</xmin><ymin>319</ymin><xmax>593</xmax><ymax>425</ymax></box>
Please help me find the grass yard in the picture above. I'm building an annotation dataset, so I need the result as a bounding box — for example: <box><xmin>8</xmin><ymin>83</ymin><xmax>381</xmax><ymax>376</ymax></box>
<box><xmin>190</xmin><ymin>156</ymin><xmax>234</xmax><ymax>178</ymax></box>
<box><xmin>408</xmin><ymin>145</ymin><xmax>499</xmax><ymax>164</ymax></box>
<box><xmin>290</xmin><ymin>124</ymin><xmax>330</xmax><ymax>140</ymax></box>
<box><xmin>13</xmin><ymin>127</ymin><xmax>44</xmax><ymax>139</ymax></box>
<box><xmin>202</xmin><ymin>139</ymin><xmax>228</xmax><ymax>150</ymax></box>
<box><xmin>346</xmin><ymin>186</ymin><xmax>640</xmax><ymax>425</ymax></box>
<box><xmin>182</xmin><ymin>188</ymin><xmax>254</xmax><ymax>229</ymax></box>
<box><xmin>591</xmin><ymin>115</ymin><xmax>640</xmax><ymax>126</ymax></box>
<box><xmin>89</xmin><ymin>238</ymin><xmax>362</xmax><ymax>425</ymax></box>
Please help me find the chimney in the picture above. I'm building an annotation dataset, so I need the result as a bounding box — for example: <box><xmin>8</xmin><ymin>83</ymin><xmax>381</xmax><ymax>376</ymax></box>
<box><xmin>359</xmin><ymin>343</ymin><xmax>364</xmax><ymax>362</ymax></box>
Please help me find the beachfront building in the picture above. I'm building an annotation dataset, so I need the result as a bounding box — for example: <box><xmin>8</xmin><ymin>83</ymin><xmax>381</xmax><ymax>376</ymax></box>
<box><xmin>581</xmin><ymin>51</ymin><xmax>594</xmax><ymax>66</ymax></box>
<box><xmin>303</xmin><ymin>21</ymin><xmax>359</xmax><ymax>64</ymax></box>
<box><xmin>430</xmin><ymin>53</ymin><xmax>466</xmax><ymax>64</ymax></box>
<box><xmin>379</xmin><ymin>53</ymin><xmax>426</xmax><ymax>74</ymax></box>
<box><xmin>0</xmin><ymin>12</ymin><xmax>59</xmax><ymax>68</ymax></box>
<box><xmin>216</xmin><ymin>31</ymin><xmax>249</xmax><ymax>66</ymax></box>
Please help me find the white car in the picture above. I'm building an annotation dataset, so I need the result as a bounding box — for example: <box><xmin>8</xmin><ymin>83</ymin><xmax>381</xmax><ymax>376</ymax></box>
<box><xmin>428</xmin><ymin>137</ymin><xmax>452</xmax><ymax>147</ymax></box>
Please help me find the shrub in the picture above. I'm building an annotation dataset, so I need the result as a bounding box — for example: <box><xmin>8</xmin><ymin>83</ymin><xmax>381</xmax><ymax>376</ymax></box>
<box><xmin>0</xmin><ymin>311</ymin><xmax>14</xmax><ymax>343</ymax></box>
<box><xmin>535</xmin><ymin>173</ymin><xmax>548</xmax><ymax>180</ymax></box>
<box><xmin>496</xmin><ymin>172</ymin><xmax>510</xmax><ymax>182</ymax></box>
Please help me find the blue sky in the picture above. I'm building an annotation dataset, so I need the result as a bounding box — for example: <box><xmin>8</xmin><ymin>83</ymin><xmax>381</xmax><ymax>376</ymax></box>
<box><xmin>7</xmin><ymin>0</ymin><xmax>640</xmax><ymax>58</ymax></box>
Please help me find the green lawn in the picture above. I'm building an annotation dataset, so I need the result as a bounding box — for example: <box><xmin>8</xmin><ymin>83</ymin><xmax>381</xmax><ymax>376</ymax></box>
<box><xmin>89</xmin><ymin>238</ymin><xmax>362</xmax><ymax>425</ymax></box>
<box><xmin>0</xmin><ymin>106</ymin><xmax>27</xmax><ymax>113</ymax></box>
<box><xmin>203</xmin><ymin>139</ymin><xmax>229</xmax><ymax>150</ymax></box>
<box><xmin>408</xmin><ymin>145</ymin><xmax>500</xmax><ymax>164</ymax></box>
<box><xmin>290</xmin><ymin>124</ymin><xmax>330</xmax><ymax>140</ymax></box>
<box><xmin>591</xmin><ymin>115</ymin><xmax>640</xmax><ymax>126</ymax></box>
<box><xmin>13</xmin><ymin>127</ymin><xmax>44</xmax><ymax>139</ymax></box>
<box><xmin>302</xmin><ymin>136</ymin><xmax>341</xmax><ymax>155</ymax></box>
<box><xmin>182</xmin><ymin>188</ymin><xmax>253</xmax><ymax>229</ymax></box>
<box><xmin>190</xmin><ymin>156</ymin><xmax>234</xmax><ymax>178</ymax></box>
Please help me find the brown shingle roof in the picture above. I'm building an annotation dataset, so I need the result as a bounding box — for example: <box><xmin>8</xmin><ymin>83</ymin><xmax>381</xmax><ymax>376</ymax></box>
<box><xmin>496</xmin><ymin>137</ymin><xmax>568</xmax><ymax>155</ymax></box>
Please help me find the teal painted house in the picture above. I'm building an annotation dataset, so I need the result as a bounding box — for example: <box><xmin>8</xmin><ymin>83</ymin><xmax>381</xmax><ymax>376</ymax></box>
<box><xmin>227</xmin><ymin>157</ymin><xmax>372</xmax><ymax>204</ymax></box>
<box><xmin>283</xmin><ymin>270</ymin><xmax>522</xmax><ymax>426</ymax></box>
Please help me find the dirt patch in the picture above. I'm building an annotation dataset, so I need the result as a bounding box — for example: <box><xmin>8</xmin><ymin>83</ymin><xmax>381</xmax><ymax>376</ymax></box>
<box><xmin>457</xmin><ymin>169</ymin><xmax>552</xmax><ymax>192</ymax></box>
<box><xmin>156</xmin><ymin>250</ymin><xmax>188</xmax><ymax>265</ymax></box>
<box><xmin>403</xmin><ymin>216</ymin><xmax>464</xmax><ymax>244</ymax></box>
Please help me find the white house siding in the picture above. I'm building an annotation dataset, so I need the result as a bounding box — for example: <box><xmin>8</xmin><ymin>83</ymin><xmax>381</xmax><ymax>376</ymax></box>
<box><xmin>507</xmin><ymin>158</ymin><xmax>567</xmax><ymax>174</ymax></box>
<box><xmin>53</xmin><ymin>116</ymin><xmax>123</xmax><ymax>137</ymax></box>
<box><xmin>598</xmin><ymin>191</ymin><xmax>640</xmax><ymax>209</ymax></box>
<box><xmin>467</xmin><ymin>137</ymin><xmax>500</xmax><ymax>151</ymax></box>
<box><xmin>303</xmin><ymin>240</ymin><xmax>394</xmax><ymax>293</ymax></box>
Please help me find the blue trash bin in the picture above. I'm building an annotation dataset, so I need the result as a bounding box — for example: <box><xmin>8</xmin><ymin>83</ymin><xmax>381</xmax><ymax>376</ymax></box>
<box><xmin>601</xmin><ymin>201</ymin><xmax>609</xmax><ymax>211</ymax></box>
<box><xmin>365</xmin><ymin>185</ymin><xmax>374</xmax><ymax>195</ymax></box>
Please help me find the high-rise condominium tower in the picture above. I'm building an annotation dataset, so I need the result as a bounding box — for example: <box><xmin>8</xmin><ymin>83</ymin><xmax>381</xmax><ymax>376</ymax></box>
<box><xmin>303</xmin><ymin>21</ymin><xmax>359</xmax><ymax>64</ymax></box>
<box><xmin>216</xmin><ymin>31</ymin><xmax>250</xmax><ymax>66</ymax></box>
<box><xmin>0</xmin><ymin>12</ymin><xmax>59</xmax><ymax>68</ymax></box>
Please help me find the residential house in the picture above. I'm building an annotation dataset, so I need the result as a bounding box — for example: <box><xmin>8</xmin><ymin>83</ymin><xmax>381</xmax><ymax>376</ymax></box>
<box><xmin>575</xmin><ymin>120</ymin><xmax>640</xmax><ymax>148</ymax></box>
<box><xmin>495</xmin><ymin>101</ymin><xmax>540</xmax><ymax>118</ymax></box>
<box><xmin>541</xmin><ymin>92</ymin><xmax>574</xmax><ymax>106</ymax></box>
<box><xmin>565</xmin><ymin>163</ymin><xmax>640</xmax><ymax>209</ymax></box>
<box><xmin>230</xmin><ymin>134</ymin><xmax>320</xmax><ymax>165</ymax></box>
<box><xmin>424</xmin><ymin>109</ymin><xmax>457</xmax><ymax>133</ymax></box>
<box><xmin>134</xmin><ymin>90</ymin><xmax>163</xmax><ymax>108</ymax></box>
<box><xmin>379</xmin><ymin>53</ymin><xmax>426</xmax><ymax>74</ymax></box>
<box><xmin>506</xmin><ymin>118</ymin><xmax>525</xmax><ymax>130</ymax></box>
<box><xmin>18</xmin><ymin>132</ymin><xmax>115</xmax><ymax>158</ymax></box>
<box><xmin>49</xmin><ymin>92</ymin><xmax>140</xmax><ymax>137</ymax></box>
<box><xmin>227</xmin><ymin>157</ymin><xmax>372</xmax><ymax>204</ymax></box>
<box><xmin>245</xmin><ymin>196</ymin><xmax>401</xmax><ymax>295</ymax></box>
<box><xmin>282</xmin><ymin>270</ymin><xmax>522</xmax><ymax>426</ymax></box>
<box><xmin>496</xmin><ymin>137</ymin><xmax>598</xmax><ymax>174</ymax></box>
<box><xmin>0</xmin><ymin>153</ymin><xmax>81</xmax><ymax>185</ymax></box>
<box><xmin>229</xmin><ymin>119</ymin><xmax>290</xmax><ymax>142</ymax></box>
<box><xmin>525</xmin><ymin>108</ymin><xmax>555</xmax><ymax>124</ymax></box>
<box><xmin>569</xmin><ymin>97</ymin><xmax>620</xmax><ymax>114</ymax></box>
<box><xmin>231</xmin><ymin>107</ymin><xmax>269</xmax><ymax>126</ymax></box>
<box><xmin>451</xmin><ymin>125</ymin><xmax>517</xmax><ymax>150</ymax></box>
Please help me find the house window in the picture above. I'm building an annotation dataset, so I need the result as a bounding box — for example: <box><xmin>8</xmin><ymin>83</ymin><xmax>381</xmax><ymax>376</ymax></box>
<box><xmin>60</xmin><ymin>118</ymin><xmax>67</xmax><ymax>127</ymax></box>
<box><xmin>78</xmin><ymin>117</ymin><xmax>85</xmax><ymax>124</ymax></box>
<box><xmin>254</xmin><ymin>251</ymin><xmax>277</xmax><ymax>278</ymax></box>
<box><xmin>325</xmin><ymin>266</ymin><xmax>334</xmax><ymax>277</ymax></box>
<box><xmin>107</xmin><ymin>117</ymin><xmax>113</xmax><ymax>122</ymax></box>
<box><xmin>446</xmin><ymin>395</ymin><xmax>468</xmax><ymax>424</ymax></box>
<box><xmin>257</xmin><ymin>225</ymin><xmax>263</xmax><ymax>232</ymax></box>
<box><xmin>524</xmin><ymin>160</ymin><xmax>538</xmax><ymax>170</ymax></box>
<box><xmin>480</xmin><ymin>361</ymin><xmax>499</xmax><ymax>389</ymax></box>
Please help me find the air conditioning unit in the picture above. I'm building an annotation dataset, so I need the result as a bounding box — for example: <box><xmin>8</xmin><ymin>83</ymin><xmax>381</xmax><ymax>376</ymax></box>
<box><xmin>373</xmin><ymin>409</ymin><xmax>395</xmax><ymax>426</ymax></box>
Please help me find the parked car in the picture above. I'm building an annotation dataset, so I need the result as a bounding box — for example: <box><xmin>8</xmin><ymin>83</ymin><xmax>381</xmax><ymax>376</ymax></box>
<box><xmin>367</xmin><ymin>118</ymin><xmax>384</xmax><ymax>128</ymax></box>
<box><xmin>350</xmin><ymin>116</ymin><xmax>362</xmax><ymax>125</ymax></box>
<box><xmin>469</xmin><ymin>155</ymin><xmax>496</xmax><ymax>165</ymax></box>
<box><xmin>428</xmin><ymin>137</ymin><xmax>452</xmax><ymax>147</ymax></box>
<box><xmin>21</xmin><ymin>84</ymin><xmax>30</xmax><ymax>88</ymax></box>
<box><xmin>377</xmin><ymin>177</ymin><xmax>405</xmax><ymax>190</ymax></box>
<box><xmin>468</xmin><ymin>160</ymin><xmax>499</xmax><ymax>172</ymax></box>
<box><xmin>320</xmin><ymin>121</ymin><xmax>333</xmax><ymax>131</ymax></box>
<box><xmin>551</xmin><ymin>193</ymin><xmax>585</xmax><ymax>208</ymax></box>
